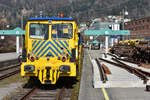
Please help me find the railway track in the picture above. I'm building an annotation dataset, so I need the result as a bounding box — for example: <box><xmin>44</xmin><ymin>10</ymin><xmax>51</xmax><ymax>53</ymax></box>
<box><xmin>99</xmin><ymin>57</ymin><xmax>150</xmax><ymax>83</ymax></box>
<box><xmin>0</xmin><ymin>59</ymin><xmax>19</xmax><ymax>69</ymax></box>
<box><xmin>9</xmin><ymin>77</ymin><xmax>75</xmax><ymax>100</ymax></box>
<box><xmin>107</xmin><ymin>53</ymin><xmax>140</xmax><ymax>64</ymax></box>
<box><xmin>0</xmin><ymin>64</ymin><xmax>20</xmax><ymax>80</ymax></box>
<box><xmin>111</xmin><ymin>58</ymin><xmax>148</xmax><ymax>83</ymax></box>
<box><xmin>12</xmin><ymin>86</ymin><xmax>72</xmax><ymax>100</ymax></box>
<box><xmin>95</xmin><ymin>58</ymin><xmax>107</xmax><ymax>83</ymax></box>
<box><xmin>0</xmin><ymin>64</ymin><xmax>20</xmax><ymax>72</ymax></box>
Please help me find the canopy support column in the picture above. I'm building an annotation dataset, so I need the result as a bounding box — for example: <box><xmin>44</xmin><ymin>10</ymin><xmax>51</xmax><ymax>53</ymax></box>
<box><xmin>111</xmin><ymin>38</ymin><xmax>114</xmax><ymax>47</ymax></box>
<box><xmin>16</xmin><ymin>36</ymin><xmax>19</xmax><ymax>53</ymax></box>
<box><xmin>105</xmin><ymin>36</ymin><xmax>109</xmax><ymax>53</ymax></box>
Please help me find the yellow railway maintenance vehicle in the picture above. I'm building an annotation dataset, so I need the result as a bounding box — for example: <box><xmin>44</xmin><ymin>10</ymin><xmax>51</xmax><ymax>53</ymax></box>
<box><xmin>20</xmin><ymin>17</ymin><xmax>82</xmax><ymax>84</ymax></box>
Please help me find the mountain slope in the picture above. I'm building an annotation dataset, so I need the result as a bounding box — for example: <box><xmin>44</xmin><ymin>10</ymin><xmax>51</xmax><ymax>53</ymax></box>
<box><xmin>0</xmin><ymin>0</ymin><xmax>149</xmax><ymax>28</ymax></box>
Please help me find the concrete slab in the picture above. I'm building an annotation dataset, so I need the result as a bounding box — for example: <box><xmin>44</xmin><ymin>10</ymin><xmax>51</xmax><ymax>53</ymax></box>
<box><xmin>78</xmin><ymin>49</ymin><xmax>105</xmax><ymax>100</ymax></box>
<box><xmin>82</xmin><ymin>49</ymin><xmax>150</xmax><ymax>100</ymax></box>
<box><xmin>107</xmin><ymin>53</ymin><xmax>150</xmax><ymax>73</ymax></box>
<box><xmin>0</xmin><ymin>82</ymin><xmax>23</xmax><ymax>100</ymax></box>
<box><xmin>107</xmin><ymin>88</ymin><xmax>150</xmax><ymax>100</ymax></box>
<box><xmin>0</xmin><ymin>52</ymin><xmax>19</xmax><ymax>62</ymax></box>
<box><xmin>92</xmin><ymin>54</ymin><xmax>150</xmax><ymax>88</ymax></box>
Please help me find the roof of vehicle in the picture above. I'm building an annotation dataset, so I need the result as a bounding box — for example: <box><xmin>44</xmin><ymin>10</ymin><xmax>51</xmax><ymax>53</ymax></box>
<box><xmin>29</xmin><ymin>17</ymin><xmax>74</xmax><ymax>21</ymax></box>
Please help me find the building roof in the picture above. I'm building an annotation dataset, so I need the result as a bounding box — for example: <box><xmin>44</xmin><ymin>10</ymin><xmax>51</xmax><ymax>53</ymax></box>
<box><xmin>29</xmin><ymin>17</ymin><xmax>74</xmax><ymax>21</ymax></box>
<box><xmin>89</xmin><ymin>22</ymin><xmax>116</xmax><ymax>30</ymax></box>
<box><xmin>125</xmin><ymin>17</ymin><xmax>150</xmax><ymax>24</ymax></box>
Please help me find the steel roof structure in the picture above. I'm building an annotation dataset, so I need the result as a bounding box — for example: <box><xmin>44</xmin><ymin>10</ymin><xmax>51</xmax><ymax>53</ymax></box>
<box><xmin>29</xmin><ymin>17</ymin><xmax>74</xmax><ymax>21</ymax></box>
<box><xmin>84</xmin><ymin>27</ymin><xmax>130</xmax><ymax>36</ymax></box>
<box><xmin>0</xmin><ymin>27</ymin><xmax>25</xmax><ymax>36</ymax></box>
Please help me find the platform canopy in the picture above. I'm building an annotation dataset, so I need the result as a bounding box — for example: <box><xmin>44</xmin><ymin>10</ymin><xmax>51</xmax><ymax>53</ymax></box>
<box><xmin>92</xmin><ymin>40</ymin><xmax>100</xmax><ymax>44</ymax></box>
<box><xmin>84</xmin><ymin>27</ymin><xmax>130</xmax><ymax>36</ymax></box>
<box><xmin>0</xmin><ymin>27</ymin><xmax>25</xmax><ymax>36</ymax></box>
<box><xmin>88</xmin><ymin>40</ymin><xmax>100</xmax><ymax>45</ymax></box>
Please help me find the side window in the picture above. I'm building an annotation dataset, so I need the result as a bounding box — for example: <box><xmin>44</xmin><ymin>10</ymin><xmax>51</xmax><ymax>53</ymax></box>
<box><xmin>29</xmin><ymin>23</ymin><xmax>49</xmax><ymax>40</ymax></box>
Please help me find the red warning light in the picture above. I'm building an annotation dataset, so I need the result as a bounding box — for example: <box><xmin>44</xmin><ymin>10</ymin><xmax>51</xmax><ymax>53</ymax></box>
<box><xmin>59</xmin><ymin>13</ymin><xmax>64</xmax><ymax>17</ymax></box>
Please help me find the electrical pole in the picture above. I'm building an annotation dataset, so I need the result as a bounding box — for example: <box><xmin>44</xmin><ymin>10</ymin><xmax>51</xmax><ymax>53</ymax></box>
<box><xmin>122</xmin><ymin>8</ymin><xmax>125</xmax><ymax>44</ymax></box>
<box><xmin>21</xmin><ymin>15</ymin><xmax>23</xmax><ymax>29</ymax></box>
<box><xmin>122</xmin><ymin>7</ymin><xmax>128</xmax><ymax>44</ymax></box>
<box><xmin>19</xmin><ymin>9</ymin><xmax>24</xmax><ymax>54</ymax></box>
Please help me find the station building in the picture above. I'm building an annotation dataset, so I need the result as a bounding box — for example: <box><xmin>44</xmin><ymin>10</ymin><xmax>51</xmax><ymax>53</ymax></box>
<box><xmin>124</xmin><ymin>17</ymin><xmax>150</xmax><ymax>40</ymax></box>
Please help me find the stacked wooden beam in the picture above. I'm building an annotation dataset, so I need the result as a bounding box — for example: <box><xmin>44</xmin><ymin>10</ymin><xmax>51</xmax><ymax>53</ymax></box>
<box><xmin>110</xmin><ymin>45</ymin><xmax>150</xmax><ymax>64</ymax></box>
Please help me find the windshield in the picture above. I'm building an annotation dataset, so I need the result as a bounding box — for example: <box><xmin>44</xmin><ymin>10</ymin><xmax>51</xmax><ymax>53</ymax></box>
<box><xmin>29</xmin><ymin>23</ymin><xmax>49</xmax><ymax>40</ymax></box>
<box><xmin>51</xmin><ymin>23</ymin><xmax>73</xmax><ymax>39</ymax></box>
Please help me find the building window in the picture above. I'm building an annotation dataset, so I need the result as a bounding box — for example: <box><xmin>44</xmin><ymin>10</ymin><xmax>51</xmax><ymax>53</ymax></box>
<box><xmin>143</xmin><ymin>26</ymin><xmax>145</xmax><ymax>29</ymax></box>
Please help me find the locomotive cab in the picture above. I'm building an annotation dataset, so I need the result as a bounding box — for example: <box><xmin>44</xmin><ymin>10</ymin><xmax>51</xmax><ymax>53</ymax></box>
<box><xmin>21</xmin><ymin>17</ymin><xmax>81</xmax><ymax>84</ymax></box>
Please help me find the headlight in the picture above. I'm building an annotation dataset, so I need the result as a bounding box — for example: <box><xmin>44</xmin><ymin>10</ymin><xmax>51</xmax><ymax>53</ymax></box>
<box><xmin>24</xmin><ymin>65</ymin><xmax>35</xmax><ymax>71</ymax></box>
<box><xmin>59</xmin><ymin>65</ymin><xmax>70</xmax><ymax>72</ymax></box>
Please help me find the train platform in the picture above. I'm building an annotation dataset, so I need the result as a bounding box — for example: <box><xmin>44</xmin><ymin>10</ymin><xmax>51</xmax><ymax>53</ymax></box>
<box><xmin>79</xmin><ymin>49</ymin><xmax>150</xmax><ymax>100</ymax></box>
<box><xmin>92</xmin><ymin>54</ymin><xmax>150</xmax><ymax>88</ymax></box>
<box><xmin>0</xmin><ymin>52</ymin><xmax>20</xmax><ymax>99</ymax></box>
<box><xmin>78</xmin><ymin>49</ymin><xmax>105</xmax><ymax>100</ymax></box>
<box><xmin>0</xmin><ymin>52</ymin><xmax>19</xmax><ymax>62</ymax></box>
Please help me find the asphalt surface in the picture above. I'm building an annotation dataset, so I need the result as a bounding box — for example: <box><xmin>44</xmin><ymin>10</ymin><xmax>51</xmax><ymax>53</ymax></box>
<box><xmin>78</xmin><ymin>49</ymin><xmax>150</xmax><ymax>100</ymax></box>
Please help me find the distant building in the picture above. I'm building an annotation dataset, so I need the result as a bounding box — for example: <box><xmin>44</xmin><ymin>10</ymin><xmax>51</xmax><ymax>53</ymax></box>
<box><xmin>79</xmin><ymin>23</ymin><xmax>87</xmax><ymax>32</ymax></box>
<box><xmin>124</xmin><ymin>17</ymin><xmax>150</xmax><ymax>40</ymax></box>
<box><xmin>89</xmin><ymin>20</ymin><xmax>120</xmax><ymax>30</ymax></box>
<box><xmin>89</xmin><ymin>16</ymin><xmax>128</xmax><ymax>30</ymax></box>
<box><xmin>88</xmin><ymin>18</ymin><xmax>120</xmax><ymax>46</ymax></box>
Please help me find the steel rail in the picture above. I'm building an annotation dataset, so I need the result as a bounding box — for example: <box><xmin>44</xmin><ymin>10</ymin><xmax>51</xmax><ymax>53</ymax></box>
<box><xmin>107</xmin><ymin>53</ymin><xmax>140</xmax><ymax>64</ymax></box>
<box><xmin>107</xmin><ymin>53</ymin><xmax>118</xmax><ymax>58</ymax></box>
<box><xmin>99</xmin><ymin>58</ymin><xmax>126</xmax><ymax>69</ymax></box>
<box><xmin>139</xmin><ymin>70</ymin><xmax>150</xmax><ymax>77</ymax></box>
<box><xmin>111</xmin><ymin>58</ymin><xmax>135</xmax><ymax>73</ymax></box>
<box><xmin>20</xmin><ymin>87</ymin><xmax>68</xmax><ymax>100</ymax></box>
<box><xmin>20</xmin><ymin>87</ymin><xmax>37</xmax><ymax>100</ymax></box>
<box><xmin>113</xmin><ymin>58</ymin><xmax>150</xmax><ymax>78</ymax></box>
<box><xmin>96</xmin><ymin>58</ymin><xmax>107</xmax><ymax>83</ymax></box>
<box><xmin>0</xmin><ymin>64</ymin><xmax>20</xmax><ymax>72</ymax></box>
<box><xmin>99</xmin><ymin>58</ymin><xmax>149</xmax><ymax>83</ymax></box>
<box><xmin>56</xmin><ymin>87</ymin><xmax>66</xmax><ymax>100</ymax></box>
<box><xmin>103</xmin><ymin>53</ymin><xmax>107</xmax><ymax>58</ymax></box>
<box><xmin>116</xmin><ymin>57</ymin><xmax>140</xmax><ymax>65</ymax></box>
<box><xmin>0</xmin><ymin>69</ymin><xmax>20</xmax><ymax>80</ymax></box>
<box><xmin>111</xmin><ymin>58</ymin><xmax>149</xmax><ymax>83</ymax></box>
<box><xmin>134</xmin><ymin>69</ymin><xmax>148</xmax><ymax>83</ymax></box>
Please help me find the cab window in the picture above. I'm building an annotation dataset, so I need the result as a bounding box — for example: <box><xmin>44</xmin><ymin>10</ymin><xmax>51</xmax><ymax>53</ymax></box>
<box><xmin>29</xmin><ymin>23</ymin><xmax>49</xmax><ymax>40</ymax></box>
<box><xmin>52</xmin><ymin>23</ymin><xmax>73</xmax><ymax>39</ymax></box>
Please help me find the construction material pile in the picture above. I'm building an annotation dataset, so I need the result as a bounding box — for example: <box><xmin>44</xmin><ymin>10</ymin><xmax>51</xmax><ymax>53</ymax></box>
<box><xmin>110</xmin><ymin>44</ymin><xmax>150</xmax><ymax>64</ymax></box>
